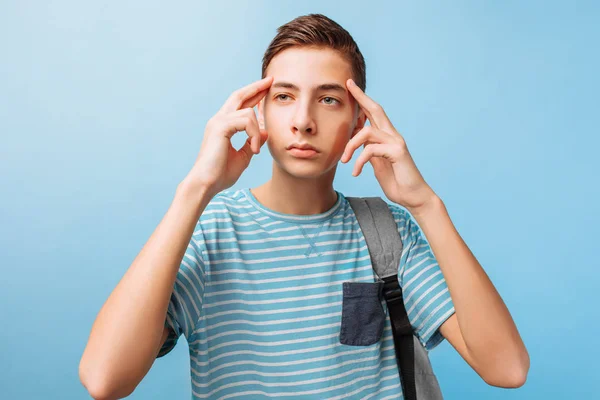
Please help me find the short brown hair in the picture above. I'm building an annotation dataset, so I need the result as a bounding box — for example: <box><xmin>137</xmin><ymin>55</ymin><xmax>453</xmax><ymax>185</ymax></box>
<box><xmin>261</xmin><ymin>14</ymin><xmax>366</xmax><ymax>91</ymax></box>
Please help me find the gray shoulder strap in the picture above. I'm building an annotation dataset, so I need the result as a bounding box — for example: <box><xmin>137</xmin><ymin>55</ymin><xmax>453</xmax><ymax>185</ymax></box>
<box><xmin>348</xmin><ymin>197</ymin><xmax>444</xmax><ymax>399</ymax></box>
<box><xmin>346</xmin><ymin>197</ymin><xmax>403</xmax><ymax>281</ymax></box>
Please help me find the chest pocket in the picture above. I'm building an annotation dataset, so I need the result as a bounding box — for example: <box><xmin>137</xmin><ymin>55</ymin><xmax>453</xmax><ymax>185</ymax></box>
<box><xmin>339</xmin><ymin>281</ymin><xmax>385</xmax><ymax>346</ymax></box>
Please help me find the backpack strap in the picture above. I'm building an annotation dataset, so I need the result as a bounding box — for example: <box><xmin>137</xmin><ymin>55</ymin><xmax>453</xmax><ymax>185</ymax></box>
<box><xmin>346</xmin><ymin>196</ymin><xmax>402</xmax><ymax>281</ymax></box>
<box><xmin>346</xmin><ymin>196</ymin><xmax>419</xmax><ymax>400</ymax></box>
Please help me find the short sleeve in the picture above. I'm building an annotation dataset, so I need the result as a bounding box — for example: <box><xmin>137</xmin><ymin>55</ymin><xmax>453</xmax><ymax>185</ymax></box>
<box><xmin>389</xmin><ymin>204</ymin><xmax>456</xmax><ymax>351</ymax></box>
<box><xmin>157</xmin><ymin>224</ymin><xmax>207</xmax><ymax>358</ymax></box>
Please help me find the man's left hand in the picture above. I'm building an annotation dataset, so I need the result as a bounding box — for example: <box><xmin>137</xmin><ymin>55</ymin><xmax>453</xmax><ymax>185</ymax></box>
<box><xmin>341</xmin><ymin>78</ymin><xmax>439</xmax><ymax>213</ymax></box>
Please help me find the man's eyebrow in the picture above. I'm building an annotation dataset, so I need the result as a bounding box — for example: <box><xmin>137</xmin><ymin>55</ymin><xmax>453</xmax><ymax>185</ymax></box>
<box><xmin>272</xmin><ymin>81</ymin><xmax>347</xmax><ymax>93</ymax></box>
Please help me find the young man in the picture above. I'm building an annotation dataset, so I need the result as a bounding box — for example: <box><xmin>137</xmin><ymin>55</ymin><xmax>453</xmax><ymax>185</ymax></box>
<box><xmin>79</xmin><ymin>14</ymin><xmax>529</xmax><ymax>399</ymax></box>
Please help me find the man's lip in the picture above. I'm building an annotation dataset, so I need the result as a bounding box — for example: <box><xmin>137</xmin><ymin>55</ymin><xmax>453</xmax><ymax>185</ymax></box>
<box><xmin>288</xmin><ymin>145</ymin><xmax>319</xmax><ymax>152</ymax></box>
<box><xmin>287</xmin><ymin>147</ymin><xmax>319</xmax><ymax>158</ymax></box>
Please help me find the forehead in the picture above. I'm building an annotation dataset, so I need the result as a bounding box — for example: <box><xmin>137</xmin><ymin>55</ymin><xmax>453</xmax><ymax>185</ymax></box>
<box><xmin>265</xmin><ymin>46</ymin><xmax>353</xmax><ymax>88</ymax></box>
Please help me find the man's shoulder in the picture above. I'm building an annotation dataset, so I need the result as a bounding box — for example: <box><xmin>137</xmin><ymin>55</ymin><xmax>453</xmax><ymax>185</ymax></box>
<box><xmin>384</xmin><ymin>200</ymin><xmax>410</xmax><ymax>218</ymax></box>
<box><xmin>348</xmin><ymin>196</ymin><xmax>412</xmax><ymax>222</ymax></box>
<box><xmin>194</xmin><ymin>188</ymin><xmax>256</xmax><ymax>239</ymax></box>
<box><xmin>200</xmin><ymin>189</ymin><xmax>248</xmax><ymax>218</ymax></box>
<box><xmin>208</xmin><ymin>188</ymin><xmax>246</xmax><ymax>206</ymax></box>
<box><xmin>345</xmin><ymin>195</ymin><xmax>415</xmax><ymax>241</ymax></box>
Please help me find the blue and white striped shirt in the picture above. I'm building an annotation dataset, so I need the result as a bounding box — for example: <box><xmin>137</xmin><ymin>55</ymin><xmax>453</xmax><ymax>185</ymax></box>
<box><xmin>157</xmin><ymin>188</ymin><xmax>455</xmax><ymax>399</ymax></box>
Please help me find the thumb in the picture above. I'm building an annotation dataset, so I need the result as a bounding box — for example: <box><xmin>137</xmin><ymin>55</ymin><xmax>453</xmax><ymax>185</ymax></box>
<box><xmin>225</xmin><ymin>138</ymin><xmax>254</xmax><ymax>181</ymax></box>
<box><xmin>232</xmin><ymin>128</ymin><xmax>267</xmax><ymax>174</ymax></box>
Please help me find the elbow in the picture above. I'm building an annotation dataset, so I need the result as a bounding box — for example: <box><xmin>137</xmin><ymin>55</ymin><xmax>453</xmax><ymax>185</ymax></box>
<box><xmin>485</xmin><ymin>368</ymin><xmax>528</xmax><ymax>389</ymax></box>
<box><xmin>79</xmin><ymin>372</ymin><xmax>113</xmax><ymax>400</ymax></box>
<box><xmin>82</xmin><ymin>383</ymin><xmax>116</xmax><ymax>400</ymax></box>
<box><xmin>483</xmin><ymin>349</ymin><xmax>530</xmax><ymax>389</ymax></box>
<box><xmin>79</xmin><ymin>358</ymin><xmax>134</xmax><ymax>400</ymax></box>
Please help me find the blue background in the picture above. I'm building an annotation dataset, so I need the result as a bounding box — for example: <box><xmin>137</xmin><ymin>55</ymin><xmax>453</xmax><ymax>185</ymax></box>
<box><xmin>1</xmin><ymin>1</ymin><xmax>598</xmax><ymax>399</ymax></box>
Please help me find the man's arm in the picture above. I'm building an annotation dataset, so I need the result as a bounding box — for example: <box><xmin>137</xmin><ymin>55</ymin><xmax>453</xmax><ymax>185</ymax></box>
<box><xmin>78</xmin><ymin>76</ymin><xmax>272</xmax><ymax>400</ymax></box>
<box><xmin>78</xmin><ymin>182</ymin><xmax>212</xmax><ymax>400</ymax></box>
<box><xmin>340</xmin><ymin>78</ymin><xmax>529</xmax><ymax>388</ymax></box>
<box><xmin>407</xmin><ymin>196</ymin><xmax>530</xmax><ymax>388</ymax></box>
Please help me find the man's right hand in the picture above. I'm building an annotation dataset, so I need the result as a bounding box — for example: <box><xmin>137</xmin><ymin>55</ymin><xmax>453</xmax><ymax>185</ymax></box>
<box><xmin>183</xmin><ymin>76</ymin><xmax>273</xmax><ymax>197</ymax></box>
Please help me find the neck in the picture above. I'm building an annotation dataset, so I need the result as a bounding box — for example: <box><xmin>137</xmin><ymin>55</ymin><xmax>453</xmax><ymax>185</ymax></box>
<box><xmin>251</xmin><ymin>162</ymin><xmax>339</xmax><ymax>216</ymax></box>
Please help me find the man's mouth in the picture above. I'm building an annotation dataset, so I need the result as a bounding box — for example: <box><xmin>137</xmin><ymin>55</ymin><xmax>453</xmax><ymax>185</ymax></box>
<box><xmin>287</xmin><ymin>144</ymin><xmax>319</xmax><ymax>158</ymax></box>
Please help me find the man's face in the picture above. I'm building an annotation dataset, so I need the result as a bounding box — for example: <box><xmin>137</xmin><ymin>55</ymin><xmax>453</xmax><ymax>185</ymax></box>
<box><xmin>258</xmin><ymin>46</ymin><xmax>366</xmax><ymax>179</ymax></box>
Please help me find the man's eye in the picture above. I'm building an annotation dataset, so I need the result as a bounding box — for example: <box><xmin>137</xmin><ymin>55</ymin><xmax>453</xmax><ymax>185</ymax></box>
<box><xmin>275</xmin><ymin>94</ymin><xmax>339</xmax><ymax>105</ymax></box>
<box><xmin>322</xmin><ymin>97</ymin><xmax>339</xmax><ymax>105</ymax></box>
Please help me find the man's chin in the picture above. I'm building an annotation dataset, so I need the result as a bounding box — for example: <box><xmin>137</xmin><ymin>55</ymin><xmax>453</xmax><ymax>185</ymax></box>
<box><xmin>274</xmin><ymin>159</ymin><xmax>336</xmax><ymax>180</ymax></box>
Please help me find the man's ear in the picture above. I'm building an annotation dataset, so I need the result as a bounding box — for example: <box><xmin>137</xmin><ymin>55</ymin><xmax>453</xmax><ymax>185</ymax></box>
<box><xmin>351</xmin><ymin>108</ymin><xmax>367</xmax><ymax>138</ymax></box>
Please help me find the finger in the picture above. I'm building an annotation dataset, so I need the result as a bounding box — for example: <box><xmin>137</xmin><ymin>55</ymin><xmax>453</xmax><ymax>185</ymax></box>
<box><xmin>238</xmin><ymin>137</ymin><xmax>255</xmax><ymax>162</ymax></box>
<box><xmin>341</xmin><ymin>125</ymin><xmax>383</xmax><ymax>163</ymax></box>
<box><xmin>227</xmin><ymin>136</ymin><xmax>255</xmax><ymax>179</ymax></box>
<box><xmin>226</xmin><ymin>109</ymin><xmax>262</xmax><ymax>154</ymax></box>
<box><xmin>346</xmin><ymin>79</ymin><xmax>394</xmax><ymax>131</ymax></box>
<box><xmin>220</xmin><ymin>76</ymin><xmax>274</xmax><ymax>114</ymax></box>
<box><xmin>240</xmin><ymin>87</ymin><xmax>269</xmax><ymax>110</ymax></box>
<box><xmin>241</xmin><ymin>125</ymin><xmax>268</xmax><ymax>151</ymax></box>
<box><xmin>352</xmin><ymin>143</ymin><xmax>390</xmax><ymax>176</ymax></box>
<box><xmin>239</xmin><ymin>129</ymin><xmax>268</xmax><ymax>168</ymax></box>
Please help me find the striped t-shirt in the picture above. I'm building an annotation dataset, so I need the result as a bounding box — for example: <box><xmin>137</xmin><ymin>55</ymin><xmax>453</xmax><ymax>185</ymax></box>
<box><xmin>157</xmin><ymin>188</ymin><xmax>455</xmax><ymax>399</ymax></box>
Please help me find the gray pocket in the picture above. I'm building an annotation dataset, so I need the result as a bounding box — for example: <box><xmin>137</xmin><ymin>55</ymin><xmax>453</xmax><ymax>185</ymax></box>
<box><xmin>339</xmin><ymin>281</ymin><xmax>385</xmax><ymax>346</ymax></box>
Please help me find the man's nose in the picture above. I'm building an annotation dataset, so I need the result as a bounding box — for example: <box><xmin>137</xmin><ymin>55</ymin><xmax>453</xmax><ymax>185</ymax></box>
<box><xmin>291</xmin><ymin>102</ymin><xmax>316</xmax><ymax>134</ymax></box>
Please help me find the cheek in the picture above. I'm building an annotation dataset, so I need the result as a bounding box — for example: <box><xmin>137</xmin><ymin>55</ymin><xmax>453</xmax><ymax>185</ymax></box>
<box><xmin>316</xmin><ymin>118</ymin><xmax>354</xmax><ymax>167</ymax></box>
<box><xmin>263</xmin><ymin>102</ymin><xmax>285</xmax><ymax>131</ymax></box>
<box><xmin>331</xmin><ymin>122</ymin><xmax>352</xmax><ymax>155</ymax></box>
<box><xmin>263</xmin><ymin>106</ymin><xmax>287</xmax><ymax>152</ymax></box>
<box><xmin>329</xmin><ymin>119</ymin><xmax>353</xmax><ymax>154</ymax></box>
